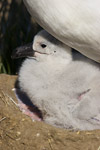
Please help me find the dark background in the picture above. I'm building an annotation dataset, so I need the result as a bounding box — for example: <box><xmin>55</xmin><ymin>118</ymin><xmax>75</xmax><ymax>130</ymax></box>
<box><xmin>0</xmin><ymin>0</ymin><xmax>41</xmax><ymax>74</ymax></box>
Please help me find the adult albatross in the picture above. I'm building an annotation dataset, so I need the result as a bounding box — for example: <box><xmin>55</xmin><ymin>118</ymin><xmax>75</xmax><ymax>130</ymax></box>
<box><xmin>23</xmin><ymin>0</ymin><xmax>100</xmax><ymax>62</ymax></box>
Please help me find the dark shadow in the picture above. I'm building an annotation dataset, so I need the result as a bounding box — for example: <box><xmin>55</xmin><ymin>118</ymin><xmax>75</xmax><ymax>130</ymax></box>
<box><xmin>0</xmin><ymin>0</ymin><xmax>42</xmax><ymax>74</ymax></box>
<box><xmin>14</xmin><ymin>79</ymin><xmax>43</xmax><ymax>120</ymax></box>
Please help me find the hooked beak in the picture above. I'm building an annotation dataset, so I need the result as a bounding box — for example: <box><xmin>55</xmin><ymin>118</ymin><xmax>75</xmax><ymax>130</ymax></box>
<box><xmin>11</xmin><ymin>43</ymin><xmax>35</xmax><ymax>59</ymax></box>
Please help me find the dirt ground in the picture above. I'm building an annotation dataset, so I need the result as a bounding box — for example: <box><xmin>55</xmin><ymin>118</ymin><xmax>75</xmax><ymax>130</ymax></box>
<box><xmin>0</xmin><ymin>74</ymin><xmax>100</xmax><ymax>150</ymax></box>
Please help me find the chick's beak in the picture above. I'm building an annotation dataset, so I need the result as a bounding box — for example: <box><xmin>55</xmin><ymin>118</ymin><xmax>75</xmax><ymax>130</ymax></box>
<box><xmin>11</xmin><ymin>43</ymin><xmax>35</xmax><ymax>59</ymax></box>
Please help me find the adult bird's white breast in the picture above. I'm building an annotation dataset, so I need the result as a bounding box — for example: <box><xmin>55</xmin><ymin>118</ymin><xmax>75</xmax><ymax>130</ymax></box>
<box><xmin>23</xmin><ymin>0</ymin><xmax>100</xmax><ymax>62</ymax></box>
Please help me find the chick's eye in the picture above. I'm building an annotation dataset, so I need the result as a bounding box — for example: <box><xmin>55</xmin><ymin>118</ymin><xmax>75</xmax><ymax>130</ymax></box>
<box><xmin>41</xmin><ymin>44</ymin><xmax>47</xmax><ymax>48</ymax></box>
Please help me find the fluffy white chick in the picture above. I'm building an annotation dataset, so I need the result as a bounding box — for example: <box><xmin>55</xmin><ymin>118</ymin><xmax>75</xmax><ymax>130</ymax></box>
<box><xmin>18</xmin><ymin>30</ymin><xmax>100</xmax><ymax>130</ymax></box>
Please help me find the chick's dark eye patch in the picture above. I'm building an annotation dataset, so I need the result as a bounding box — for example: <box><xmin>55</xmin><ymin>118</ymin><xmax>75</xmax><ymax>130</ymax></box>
<box><xmin>41</xmin><ymin>44</ymin><xmax>47</xmax><ymax>48</ymax></box>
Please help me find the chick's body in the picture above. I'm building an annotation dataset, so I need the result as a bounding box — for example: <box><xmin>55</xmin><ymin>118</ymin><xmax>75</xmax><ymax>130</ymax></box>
<box><xmin>18</xmin><ymin>30</ymin><xmax>100</xmax><ymax>130</ymax></box>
